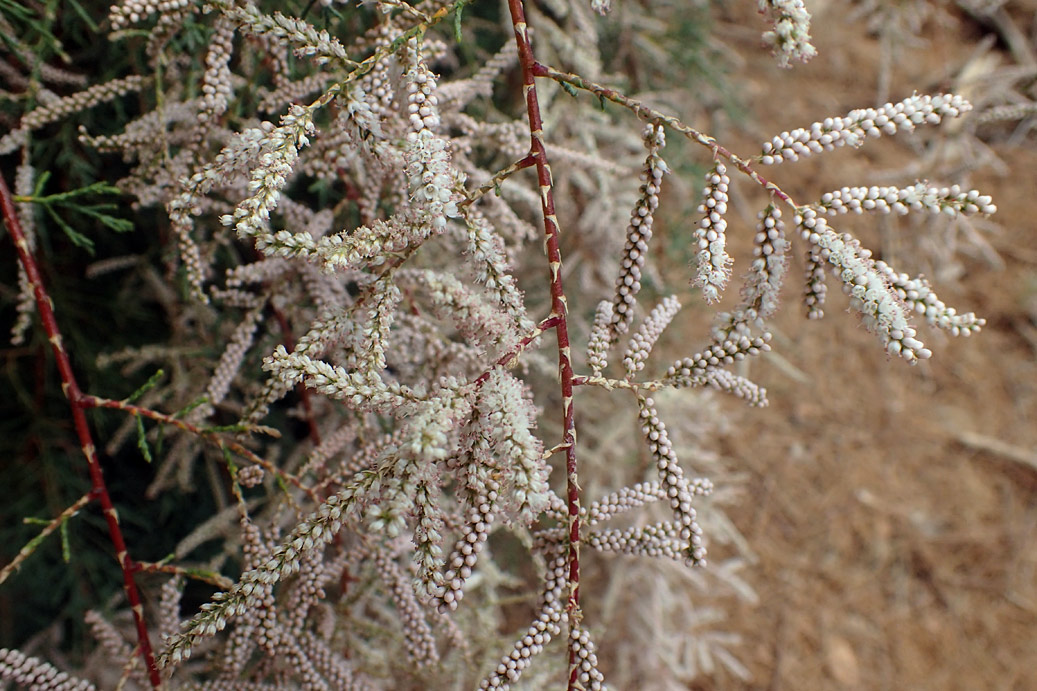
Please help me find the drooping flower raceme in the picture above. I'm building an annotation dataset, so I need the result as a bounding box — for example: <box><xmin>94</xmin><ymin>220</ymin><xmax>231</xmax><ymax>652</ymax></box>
<box><xmin>760</xmin><ymin>94</ymin><xmax>971</xmax><ymax>164</ymax></box>
<box><xmin>758</xmin><ymin>0</ymin><xmax>817</xmax><ymax>68</ymax></box>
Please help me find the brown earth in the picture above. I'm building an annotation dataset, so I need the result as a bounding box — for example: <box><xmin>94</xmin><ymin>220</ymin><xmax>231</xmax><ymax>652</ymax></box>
<box><xmin>673</xmin><ymin>3</ymin><xmax>1037</xmax><ymax>690</ymax></box>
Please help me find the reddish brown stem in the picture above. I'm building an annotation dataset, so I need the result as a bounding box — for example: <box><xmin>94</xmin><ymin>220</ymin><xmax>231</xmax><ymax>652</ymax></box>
<box><xmin>531</xmin><ymin>61</ymin><xmax>797</xmax><ymax>208</ymax></box>
<box><xmin>473</xmin><ymin>313</ymin><xmax>560</xmax><ymax>387</ymax></box>
<box><xmin>81</xmin><ymin>394</ymin><xmax>316</xmax><ymax>503</ymax></box>
<box><xmin>506</xmin><ymin>2</ymin><xmax>582</xmax><ymax>687</ymax></box>
<box><xmin>0</xmin><ymin>172</ymin><xmax>162</xmax><ymax>688</ymax></box>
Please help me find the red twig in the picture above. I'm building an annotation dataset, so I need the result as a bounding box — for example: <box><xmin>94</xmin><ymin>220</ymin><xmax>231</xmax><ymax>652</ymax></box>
<box><xmin>531</xmin><ymin>62</ymin><xmax>798</xmax><ymax>207</ymax></box>
<box><xmin>81</xmin><ymin>394</ymin><xmax>316</xmax><ymax>503</ymax></box>
<box><xmin>473</xmin><ymin>313</ymin><xmax>560</xmax><ymax>387</ymax></box>
<box><xmin>0</xmin><ymin>172</ymin><xmax>162</xmax><ymax>687</ymax></box>
<box><xmin>506</xmin><ymin>2</ymin><xmax>583</xmax><ymax>687</ymax></box>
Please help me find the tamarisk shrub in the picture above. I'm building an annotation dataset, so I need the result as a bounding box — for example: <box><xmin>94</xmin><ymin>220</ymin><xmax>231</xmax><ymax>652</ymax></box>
<box><xmin>0</xmin><ymin>0</ymin><xmax>995</xmax><ymax>688</ymax></box>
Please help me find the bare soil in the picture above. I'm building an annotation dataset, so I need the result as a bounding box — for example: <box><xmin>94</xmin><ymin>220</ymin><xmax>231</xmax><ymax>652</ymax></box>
<box><xmin>680</xmin><ymin>4</ymin><xmax>1037</xmax><ymax>690</ymax></box>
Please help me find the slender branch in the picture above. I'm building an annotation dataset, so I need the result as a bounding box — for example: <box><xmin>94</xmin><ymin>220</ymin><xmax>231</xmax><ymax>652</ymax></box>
<box><xmin>136</xmin><ymin>561</ymin><xmax>234</xmax><ymax>589</ymax></box>
<box><xmin>572</xmin><ymin>373</ymin><xmax>677</xmax><ymax>392</ymax></box>
<box><xmin>534</xmin><ymin>62</ymin><xmax>799</xmax><ymax>208</ymax></box>
<box><xmin>572</xmin><ymin>374</ymin><xmax>640</xmax><ymax>391</ymax></box>
<box><xmin>0</xmin><ymin>492</ymin><xmax>92</xmax><ymax>587</ymax></box>
<box><xmin>506</xmin><ymin>3</ymin><xmax>583</xmax><ymax>687</ymax></box>
<box><xmin>461</xmin><ymin>153</ymin><xmax>537</xmax><ymax>207</ymax></box>
<box><xmin>0</xmin><ymin>172</ymin><xmax>162</xmax><ymax>689</ymax></box>
<box><xmin>474</xmin><ymin>313</ymin><xmax>559</xmax><ymax>386</ymax></box>
<box><xmin>81</xmin><ymin>394</ymin><xmax>316</xmax><ymax>503</ymax></box>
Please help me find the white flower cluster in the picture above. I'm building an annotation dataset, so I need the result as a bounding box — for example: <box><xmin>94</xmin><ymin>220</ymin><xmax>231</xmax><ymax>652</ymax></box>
<box><xmin>816</xmin><ymin>182</ymin><xmax>997</xmax><ymax>217</ymax></box>
<box><xmin>198</xmin><ymin>17</ymin><xmax>235</xmax><ymax>123</ymax></box>
<box><xmin>166</xmin><ymin>189</ymin><xmax>216</xmax><ymax>304</ymax></box>
<box><xmin>291</xmin><ymin>309</ymin><xmax>361</xmax><ymax>362</ymax></box>
<box><xmin>433</xmin><ymin>479</ymin><xmax>499</xmax><ymax>611</ymax></box>
<box><xmin>0</xmin><ymin>75</ymin><xmax>148</xmax><ymax>155</ymax></box>
<box><xmin>609</xmin><ymin>124</ymin><xmax>668</xmax><ymax>338</ymax></box>
<box><xmin>263</xmin><ymin>346</ymin><xmax>411</xmax><ymax>412</ymax></box>
<box><xmin>699</xmin><ymin>368</ymin><xmax>769</xmax><ymax>407</ymax></box>
<box><xmin>459</xmin><ymin>208</ymin><xmax>530</xmax><ymax>335</ymax></box>
<box><xmin>664</xmin><ymin>333</ymin><xmax>773</xmax><ymax>382</ymax></box>
<box><xmin>878</xmin><ymin>262</ymin><xmax>986</xmax><ymax>336</ymax></box>
<box><xmin>156</xmin><ymin>575</ymin><xmax>186</xmax><ymax>645</ymax></box>
<box><xmin>585</xmin><ymin>482</ymin><xmax>671</xmax><ymax>525</ymax></box>
<box><xmin>209</xmin><ymin>0</ymin><xmax>351</xmax><ymax>67</ymax></box>
<box><xmin>399</xmin><ymin>381</ymin><xmax>473</xmax><ymax>463</ymax></box>
<box><xmin>479</xmin><ymin>553</ymin><xmax>566</xmax><ymax>689</ymax></box>
<box><xmin>406</xmin><ymin>129</ymin><xmax>459</xmax><ymax>233</ymax></box>
<box><xmin>584</xmin><ymin>478</ymin><xmax>715</xmax><ymax>562</ymax></box>
<box><xmin>108</xmin><ymin>0</ymin><xmax>192</xmax><ymax>31</ymax></box>
<box><xmin>586</xmin><ymin>300</ymin><xmax>614</xmax><ymax>375</ymax></box>
<box><xmin>803</xmin><ymin>243</ymin><xmax>828</xmax><ymax>320</ymax></box>
<box><xmin>636</xmin><ymin>397</ymin><xmax>710</xmax><ymax>564</ymax></box>
<box><xmin>588</xmin><ymin>521</ymin><xmax>697</xmax><ymax>561</ymax></box>
<box><xmin>79</xmin><ymin>100</ymin><xmax>197</xmax><ymax>153</ymax></box>
<box><xmin>357</xmin><ymin>24</ymin><xmax>398</xmax><ymax>116</ymax></box>
<box><xmin>161</xmin><ymin>490</ymin><xmax>356</xmax><ymax>666</ymax></box>
<box><xmin>0</xmin><ymin>647</ymin><xmax>95</xmax><ymax>690</ymax></box>
<box><xmin>373</xmin><ymin>550</ymin><xmax>439</xmax><ymax>667</ymax></box>
<box><xmin>623</xmin><ymin>295</ymin><xmax>681</xmax><ymax>376</ymax></box>
<box><xmin>205</xmin><ymin>306</ymin><xmax>262</xmax><ymax>410</ymax></box>
<box><xmin>745</xmin><ymin>204</ymin><xmax>789</xmax><ymax>321</ymax></box>
<box><xmin>705</xmin><ymin>204</ymin><xmax>789</xmax><ymax>345</ymax></box>
<box><xmin>569</xmin><ymin>627</ymin><xmax>607</xmax><ymax>691</ymax></box>
<box><xmin>760</xmin><ymin>93</ymin><xmax>971</xmax><ymax>164</ymax></box>
<box><xmin>405</xmin><ymin>45</ymin><xmax>441</xmax><ymax>134</ymax></box>
<box><xmin>253</xmin><ymin>228</ymin><xmax>319</xmax><ymax>259</ymax></box>
<box><xmin>403</xmin><ymin>41</ymin><xmax>459</xmax><ymax>233</ymax></box>
<box><xmin>236</xmin><ymin>465</ymin><xmax>265</xmax><ymax>488</ymax></box>
<box><xmin>796</xmin><ymin>210</ymin><xmax>931</xmax><ymax>362</ymax></box>
<box><xmin>317</xmin><ymin>217</ymin><xmax>410</xmax><ymax>271</ymax></box>
<box><xmin>409</xmin><ymin>479</ymin><xmax>446</xmax><ymax>603</ymax></box>
<box><xmin>663</xmin><ymin>361</ymin><xmax>769</xmax><ymax>407</ymax></box>
<box><xmin>478</xmin><ymin>369</ymin><xmax>549</xmax><ymax>521</ymax></box>
<box><xmin>342</xmin><ymin>84</ymin><xmax>384</xmax><ymax>138</ymax></box>
<box><xmin>758</xmin><ymin>0</ymin><xmax>817</xmax><ymax>68</ymax></box>
<box><xmin>417</xmin><ymin>269</ymin><xmax>515</xmax><ymax>355</ymax></box>
<box><xmin>361</xmin><ymin>272</ymin><xmax>401</xmax><ymax>372</ymax></box>
<box><xmin>692</xmin><ymin>163</ymin><xmax>733</xmax><ymax>303</ymax></box>
<box><xmin>214</xmin><ymin>575</ymin><xmax>273</xmax><ymax>675</ymax></box>
<box><xmin>222</xmin><ymin>105</ymin><xmax>315</xmax><ymax>243</ymax></box>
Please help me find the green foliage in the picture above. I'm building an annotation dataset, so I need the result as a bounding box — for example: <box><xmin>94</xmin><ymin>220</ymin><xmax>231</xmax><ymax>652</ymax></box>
<box><xmin>15</xmin><ymin>173</ymin><xmax>133</xmax><ymax>254</ymax></box>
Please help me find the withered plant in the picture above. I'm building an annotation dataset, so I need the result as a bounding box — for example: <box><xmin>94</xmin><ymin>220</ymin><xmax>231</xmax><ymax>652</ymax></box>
<box><xmin>1</xmin><ymin>0</ymin><xmax>995</xmax><ymax>688</ymax></box>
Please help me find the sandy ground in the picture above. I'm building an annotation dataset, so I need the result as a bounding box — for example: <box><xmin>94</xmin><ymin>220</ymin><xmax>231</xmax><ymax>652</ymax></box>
<box><xmin>678</xmin><ymin>3</ymin><xmax>1037</xmax><ymax>689</ymax></box>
